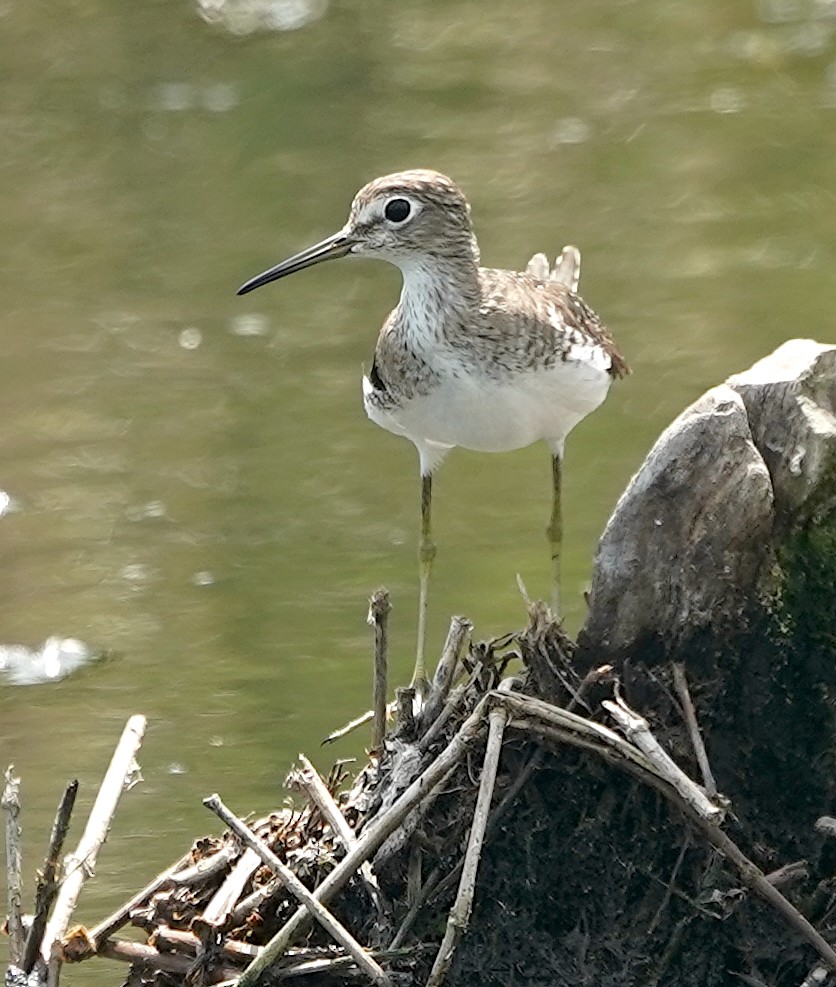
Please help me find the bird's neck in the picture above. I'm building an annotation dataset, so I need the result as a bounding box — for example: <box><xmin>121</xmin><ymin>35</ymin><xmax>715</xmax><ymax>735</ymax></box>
<box><xmin>395</xmin><ymin>255</ymin><xmax>480</xmax><ymax>350</ymax></box>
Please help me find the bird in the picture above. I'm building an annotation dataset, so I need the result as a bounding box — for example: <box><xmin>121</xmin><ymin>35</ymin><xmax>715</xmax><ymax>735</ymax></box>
<box><xmin>237</xmin><ymin>169</ymin><xmax>629</xmax><ymax>689</ymax></box>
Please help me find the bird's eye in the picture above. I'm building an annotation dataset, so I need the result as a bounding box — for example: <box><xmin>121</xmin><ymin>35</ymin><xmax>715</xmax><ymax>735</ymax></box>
<box><xmin>384</xmin><ymin>198</ymin><xmax>411</xmax><ymax>223</ymax></box>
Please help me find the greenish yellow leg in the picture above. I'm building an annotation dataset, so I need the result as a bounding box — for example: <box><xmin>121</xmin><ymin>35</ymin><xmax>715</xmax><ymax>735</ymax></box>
<box><xmin>546</xmin><ymin>454</ymin><xmax>563</xmax><ymax>617</ymax></box>
<box><xmin>414</xmin><ymin>472</ymin><xmax>436</xmax><ymax>688</ymax></box>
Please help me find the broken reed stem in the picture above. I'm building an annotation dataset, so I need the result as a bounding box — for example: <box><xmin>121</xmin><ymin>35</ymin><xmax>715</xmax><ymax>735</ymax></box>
<box><xmin>97</xmin><ymin>937</ymin><xmax>242</xmax><ymax>981</ymax></box>
<box><xmin>169</xmin><ymin>843</ymin><xmax>237</xmax><ymax>885</ymax></box>
<box><xmin>236</xmin><ymin>696</ymin><xmax>490</xmax><ymax>987</ymax></box>
<box><xmin>603</xmin><ymin>695</ymin><xmax>723</xmax><ymax>822</ymax></box>
<box><xmin>42</xmin><ymin>714</ymin><xmax>147</xmax><ymax>968</ymax></box>
<box><xmin>293</xmin><ymin>754</ymin><xmax>382</xmax><ymax>914</ymax></box>
<box><xmin>419</xmin><ymin>616</ymin><xmax>472</xmax><ymax>732</ymax></box>
<box><xmin>368</xmin><ymin>589</ymin><xmax>391</xmax><ymax>751</ymax></box>
<box><xmin>2</xmin><ymin>766</ymin><xmax>24</xmax><ymax>967</ymax></box>
<box><xmin>419</xmin><ymin>664</ymin><xmax>482</xmax><ymax>753</ymax></box>
<box><xmin>426</xmin><ymin>703</ymin><xmax>508</xmax><ymax>987</ymax></box>
<box><xmin>154</xmin><ymin>925</ymin><xmax>259</xmax><ymax>961</ymax></box>
<box><xmin>203</xmin><ymin>794</ymin><xmax>392</xmax><ymax>987</ymax></box>
<box><xmin>671</xmin><ymin>661</ymin><xmax>717</xmax><ymax>797</ymax></box>
<box><xmin>323</xmin><ymin>708</ymin><xmax>376</xmax><ymax>745</ymax></box>
<box><xmin>200</xmin><ymin>847</ymin><xmax>261</xmax><ymax>928</ymax></box>
<box><xmin>22</xmin><ymin>780</ymin><xmax>78</xmax><ymax>974</ymax></box>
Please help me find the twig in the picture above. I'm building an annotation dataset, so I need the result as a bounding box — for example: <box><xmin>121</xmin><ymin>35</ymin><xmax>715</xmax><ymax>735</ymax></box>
<box><xmin>765</xmin><ymin>860</ymin><xmax>809</xmax><ymax>888</ymax></box>
<box><xmin>236</xmin><ymin>695</ymin><xmax>490</xmax><ymax>987</ymax></box>
<box><xmin>647</xmin><ymin>839</ymin><xmax>690</xmax><ymax>935</ymax></box>
<box><xmin>153</xmin><ymin>925</ymin><xmax>258</xmax><ymax>961</ymax></box>
<box><xmin>87</xmin><ymin>851</ymin><xmax>192</xmax><ymax>950</ymax></box>
<box><xmin>602</xmin><ymin>695</ymin><xmax>723</xmax><ymax>822</ymax></box>
<box><xmin>419</xmin><ymin>664</ymin><xmax>483</xmax><ymax>753</ymax></box>
<box><xmin>3</xmin><ymin>766</ymin><xmax>24</xmax><ymax>966</ymax></box>
<box><xmin>97</xmin><ymin>937</ymin><xmax>242</xmax><ymax>980</ymax></box>
<box><xmin>497</xmin><ymin>692</ymin><xmax>657</xmax><ymax>776</ymax></box>
<box><xmin>203</xmin><ymin>794</ymin><xmax>392</xmax><ymax>987</ymax></box>
<box><xmin>169</xmin><ymin>843</ymin><xmax>237</xmax><ymax>884</ymax></box>
<box><xmin>419</xmin><ymin>617</ymin><xmax>472</xmax><ymax>734</ymax></box>
<box><xmin>368</xmin><ymin>589</ymin><xmax>391</xmax><ymax>750</ymax></box>
<box><xmin>323</xmin><ymin>709</ymin><xmax>376</xmax><ymax>745</ymax></box>
<box><xmin>426</xmin><ymin>702</ymin><xmax>508</xmax><ymax>987</ymax></box>
<box><xmin>229</xmin><ymin>876</ymin><xmax>284</xmax><ymax>926</ymax></box>
<box><xmin>672</xmin><ymin>662</ymin><xmax>717</xmax><ymax>796</ymax></box>
<box><xmin>198</xmin><ymin>847</ymin><xmax>260</xmax><ymax>928</ymax></box>
<box><xmin>42</xmin><ymin>714</ymin><xmax>147</xmax><ymax>970</ymax></box>
<box><xmin>567</xmin><ymin>663</ymin><xmax>614</xmax><ymax>713</ymax></box>
<box><xmin>22</xmin><ymin>781</ymin><xmax>78</xmax><ymax>974</ymax></box>
<box><xmin>290</xmin><ymin>754</ymin><xmax>382</xmax><ymax>914</ymax></box>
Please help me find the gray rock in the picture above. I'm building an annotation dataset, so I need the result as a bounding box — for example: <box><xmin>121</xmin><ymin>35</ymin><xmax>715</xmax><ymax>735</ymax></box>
<box><xmin>578</xmin><ymin>339</ymin><xmax>836</xmax><ymax>663</ymax></box>
<box><xmin>728</xmin><ymin>339</ymin><xmax>836</xmax><ymax>525</ymax></box>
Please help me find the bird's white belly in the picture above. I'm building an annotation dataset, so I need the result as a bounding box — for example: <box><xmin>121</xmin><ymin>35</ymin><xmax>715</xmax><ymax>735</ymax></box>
<box><xmin>363</xmin><ymin>360</ymin><xmax>611</xmax><ymax>461</ymax></box>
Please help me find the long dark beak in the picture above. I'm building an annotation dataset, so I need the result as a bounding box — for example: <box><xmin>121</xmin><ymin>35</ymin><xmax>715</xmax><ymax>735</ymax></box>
<box><xmin>237</xmin><ymin>230</ymin><xmax>354</xmax><ymax>296</ymax></box>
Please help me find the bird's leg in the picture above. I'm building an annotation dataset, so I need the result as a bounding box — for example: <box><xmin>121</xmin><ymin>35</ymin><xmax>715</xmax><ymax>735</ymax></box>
<box><xmin>546</xmin><ymin>453</ymin><xmax>563</xmax><ymax>618</ymax></box>
<box><xmin>414</xmin><ymin>472</ymin><xmax>436</xmax><ymax>689</ymax></box>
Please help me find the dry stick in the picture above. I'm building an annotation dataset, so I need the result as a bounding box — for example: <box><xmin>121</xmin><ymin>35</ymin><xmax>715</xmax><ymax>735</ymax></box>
<box><xmin>3</xmin><ymin>766</ymin><xmax>24</xmax><ymax>966</ymax></box>
<box><xmin>97</xmin><ymin>937</ymin><xmax>242</xmax><ymax>981</ymax></box>
<box><xmin>292</xmin><ymin>754</ymin><xmax>382</xmax><ymax>914</ymax></box>
<box><xmin>322</xmin><ymin>704</ymin><xmax>400</xmax><ymax>745</ymax></box>
<box><xmin>765</xmin><ymin>860</ymin><xmax>809</xmax><ymax>889</ymax></box>
<box><xmin>426</xmin><ymin>702</ymin><xmax>508</xmax><ymax>987</ymax></box>
<box><xmin>368</xmin><ymin>589</ymin><xmax>391</xmax><ymax>750</ymax></box>
<box><xmin>505</xmin><ymin>712</ymin><xmax>836</xmax><ymax>973</ymax></box>
<box><xmin>419</xmin><ymin>617</ymin><xmax>472</xmax><ymax>734</ymax></box>
<box><xmin>204</xmin><ymin>794</ymin><xmax>392</xmax><ymax>987</ymax></box>
<box><xmin>647</xmin><ymin>839</ymin><xmax>690</xmax><ymax>936</ymax></box>
<box><xmin>87</xmin><ymin>850</ymin><xmax>192</xmax><ymax>950</ymax></box>
<box><xmin>671</xmin><ymin>662</ymin><xmax>717</xmax><ymax>797</ymax></box>
<box><xmin>568</xmin><ymin>663</ymin><xmax>614</xmax><ymax>713</ymax></box>
<box><xmin>603</xmin><ymin>695</ymin><xmax>723</xmax><ymax>823</ymax></box>
<box><xmin>22</xmin><ymin>781</ymin><xmax>78</xmax><ymax>974</ymax></box>
<box><xmin>229</xmin><ymin>876</ymin><xmax>283</xmax><ymax>926</ymax></box>
<box><xmin>498</xmin><ymin>692</ymin><xmax>658</xmax><ymax>776</ymax></box>
<box><xmin>169</xmin><ymin>843</ymin><xmax>237</xmax><ymax>885</ymax></box>
<box><xmin>236</xmin><ymin>696</ymin><xmax>490</xmax><ymax>987</ymax></box>
<box><xmin>419</xmin><ymin>665</ymin><xmax>482</xmax><ymax>754</ymax></box>
<box><xmin>42</xmin><ymin>714</ymin><xmax>147</xmax><ymax>972</ymax></box>
<box><xmin>154</xmin><ymin>926</ymin><xmax>259</xmax><ymax>961</ymax></box>
<box><xmin>200</xmin><ymin>847</ymin><xmax>261</xmax><ymax>928</ymax></box>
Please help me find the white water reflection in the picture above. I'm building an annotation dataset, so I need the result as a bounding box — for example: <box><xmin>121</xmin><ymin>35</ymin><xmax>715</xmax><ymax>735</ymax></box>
<box><xmin>0</xmin><ymin>637</ymin><xmax>95</xmax><ymax>686</ymax></box>
<box><xmin>196</xmin><ymin>0</ymin><xmax>327</xmax><ymax>34</ymax></box>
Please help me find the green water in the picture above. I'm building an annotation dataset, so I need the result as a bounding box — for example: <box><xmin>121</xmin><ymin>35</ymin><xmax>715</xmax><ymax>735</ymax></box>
<box><xmin>2</xmin><ymin>1</ymin><xmax>835</xmax><ymax>982</ymax></box>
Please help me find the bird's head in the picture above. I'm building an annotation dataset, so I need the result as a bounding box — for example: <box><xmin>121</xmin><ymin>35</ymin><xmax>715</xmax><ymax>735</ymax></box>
<box><xmin>237</xmin><ymin>169</ymin><xmax>478</xmax><ymax>296</ymax></box>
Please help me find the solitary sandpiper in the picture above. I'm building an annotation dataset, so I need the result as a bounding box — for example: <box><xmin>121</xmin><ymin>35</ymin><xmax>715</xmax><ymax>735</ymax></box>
<box><xmin>238</xmin><ymin>169</ymin><xmax>629</xmax><ymax>687</ymax></box>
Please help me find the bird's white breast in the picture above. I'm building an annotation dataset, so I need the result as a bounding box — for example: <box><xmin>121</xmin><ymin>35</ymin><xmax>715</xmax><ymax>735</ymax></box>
<box><xmin>363</xmin><ymin>354</ymin><xmax>612</xmax><ymax>465</ymax></box>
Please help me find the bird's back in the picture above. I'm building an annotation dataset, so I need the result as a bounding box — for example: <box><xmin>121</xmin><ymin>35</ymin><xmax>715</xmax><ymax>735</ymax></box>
<box><xmin>466</xmin><ymin>267</ymin><xmax>629</xmax><ymax>381</ymax></box>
